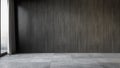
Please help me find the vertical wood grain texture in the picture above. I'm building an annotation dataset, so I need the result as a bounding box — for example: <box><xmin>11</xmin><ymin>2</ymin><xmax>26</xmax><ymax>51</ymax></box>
<box><xmin>16</xmin><ymin>0</ymin><xmax>120</xmax><ymax>53</ymax></box>
<box><xmin>9</xmin><ymin>0</ymin><xmax>16</xmax><ymax>54</ymax></box>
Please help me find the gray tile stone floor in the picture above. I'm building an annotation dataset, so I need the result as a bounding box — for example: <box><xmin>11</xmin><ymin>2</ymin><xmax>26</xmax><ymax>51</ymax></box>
<box><xmin>0</xmin><ymin>53</ymin><xmax>120</xmax><ymax>68</ymax></box>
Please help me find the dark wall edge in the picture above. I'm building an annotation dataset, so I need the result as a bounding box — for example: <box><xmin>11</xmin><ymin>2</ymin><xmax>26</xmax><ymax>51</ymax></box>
<box><xmin>9</xmin><ymin>0</ymin><xmax>16</xmax><ymax>54</ymax></box>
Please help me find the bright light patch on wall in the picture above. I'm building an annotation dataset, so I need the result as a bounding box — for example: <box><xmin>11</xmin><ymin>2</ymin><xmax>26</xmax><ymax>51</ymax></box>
<box><xmin>1</xmin><ymin>0</ymin><xmax>9</xmax><ymax>53</ymax></box>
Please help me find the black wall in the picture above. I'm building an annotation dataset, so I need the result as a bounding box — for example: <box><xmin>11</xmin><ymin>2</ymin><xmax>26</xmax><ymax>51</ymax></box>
<box><xmin>16</xmin><ymin>0</ymin><xmax>120</xmax><ymax>53</ymax></box>
<box><xmin>9</xmin><ymin>0</ymin><xmax>16</xmax><ymax>54</ymax></box>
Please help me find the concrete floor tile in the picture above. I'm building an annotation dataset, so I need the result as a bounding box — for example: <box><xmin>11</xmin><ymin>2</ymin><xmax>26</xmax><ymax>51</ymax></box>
<box><xmin>0</xmin><ymin>62</ymin><xmax>50</xmax><ymax>68</ymax></box>
<box><xmin>1</xmin><ymin>53</ymin><xmax>120</xmax><ymax>68</ymax></box>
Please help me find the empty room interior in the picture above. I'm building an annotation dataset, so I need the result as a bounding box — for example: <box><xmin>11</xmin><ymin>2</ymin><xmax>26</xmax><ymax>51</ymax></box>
<box><xmin>1</xmin><ymin>0</ymin><xmax>120</xmax><ymax>68</ymax></box>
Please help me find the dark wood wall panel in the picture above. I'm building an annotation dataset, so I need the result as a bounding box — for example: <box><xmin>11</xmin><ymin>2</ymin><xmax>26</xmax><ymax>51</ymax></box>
<box><xmin>16</xmin><ymin>0</ymin><xmax>120</xmax><ymax>53</ymax></box>
<box><xmin>9</xmin><ymin>0</ymin><xmax>16</xmax><ymax>54</ymax></box>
